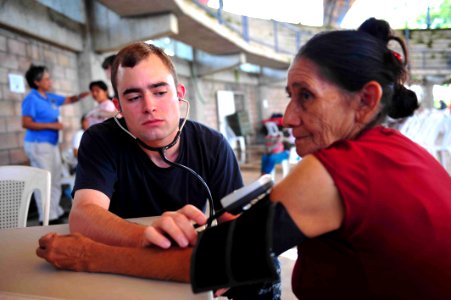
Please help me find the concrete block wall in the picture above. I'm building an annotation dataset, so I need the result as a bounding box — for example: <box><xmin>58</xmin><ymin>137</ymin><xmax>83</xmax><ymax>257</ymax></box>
<box><xmin>0</xmin><ymin>26</ymin><xmax>84</xmax><ymax>166</ymax></box>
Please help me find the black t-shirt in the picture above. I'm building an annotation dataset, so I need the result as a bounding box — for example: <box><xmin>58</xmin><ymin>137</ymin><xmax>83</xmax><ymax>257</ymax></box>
<box><xmin>74</xmin><ymin>118</ymin><xmax>244</xmax><ymax>218</ymax></box>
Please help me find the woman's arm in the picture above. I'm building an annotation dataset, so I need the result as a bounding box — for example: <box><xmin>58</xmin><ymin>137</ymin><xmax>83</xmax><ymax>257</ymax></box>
<box><xmin>36</xmin><ymin>232</ymin><xmax>192</xmax><ymax>282</ymax></box>
<box><xmin>22</xmin><ymin>116</ymin><xmax>63</xmax><ymax>130</ymax></box>
<box><xmin>270</xmin><ymin>154</ymin><xmax>344</xmax><ymax>238</ymax></box>
<box><xmin>63</xmin><ymin>91</ymin><xmax>90</xmax><ymax>105</ymax></box>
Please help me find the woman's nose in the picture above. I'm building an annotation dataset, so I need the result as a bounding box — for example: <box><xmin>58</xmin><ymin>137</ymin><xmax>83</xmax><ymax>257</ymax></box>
<box><xmin>282</xmin><ymin>102</ymin><xmax>296</xmax><ymax>127</ymax></box>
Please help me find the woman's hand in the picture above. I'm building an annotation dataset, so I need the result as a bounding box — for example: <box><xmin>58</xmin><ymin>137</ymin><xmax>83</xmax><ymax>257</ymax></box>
<box><xmin>36</xmin><ymin>232</ymin><xmax>98</xmax><ymax>272</ymax></box>
<box><xmin>36</xmin><ymin>232</ymin><xmax>193</xmax><ymax>282</ymax></box>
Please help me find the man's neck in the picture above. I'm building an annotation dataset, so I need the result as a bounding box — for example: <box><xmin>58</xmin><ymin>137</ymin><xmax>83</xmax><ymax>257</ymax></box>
<box><xmin>142</xmin><ymin>138</ymin><xmax>180</xmax><ymax>168</ymax></box>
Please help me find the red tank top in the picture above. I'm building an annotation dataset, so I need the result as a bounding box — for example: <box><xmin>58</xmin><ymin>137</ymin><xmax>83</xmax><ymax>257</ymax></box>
<box><xmin>292</xmin><ymin>126</ymin><xmax>451</xmax><ymax>299</ymax></box>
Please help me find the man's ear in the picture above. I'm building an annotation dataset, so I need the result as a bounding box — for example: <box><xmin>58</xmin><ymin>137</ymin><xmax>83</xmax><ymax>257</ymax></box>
<box><xmin>176</xmin><ymin>83</ymin><xmax>186</xmax><ymax>100</ymax></box>
<box><xmin>112</xmin><ymin>97</ymin><xmax>122</xmax><ymax>112</ymax></box>
<box><xmin>356</xmin><ymin>81</ymin><xmax>383</xmax><ymax>123</ymax></box>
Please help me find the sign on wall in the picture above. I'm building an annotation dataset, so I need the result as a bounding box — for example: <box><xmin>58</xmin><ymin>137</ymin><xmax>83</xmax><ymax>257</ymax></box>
<box><xmin>8</xmin><ymin>73</ymin><xmax>25</xmax><ymax>93</ymax></box>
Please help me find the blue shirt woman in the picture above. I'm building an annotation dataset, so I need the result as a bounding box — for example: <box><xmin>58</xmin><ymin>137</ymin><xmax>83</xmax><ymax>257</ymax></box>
<box><xmin>21</xmin><ymin>64</ymin><xmax>88</xmax><ymax>224</ymax></box>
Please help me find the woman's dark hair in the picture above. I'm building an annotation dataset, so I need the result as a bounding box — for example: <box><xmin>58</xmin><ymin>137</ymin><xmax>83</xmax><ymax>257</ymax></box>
<box><xmin>89</xmin><ymin>80</ymin><xmax>109</xmax><ymax>92</ymax></box>
<box><xmin>295</xmin><ymin>17</ymin><xmax>418</xmax><ymax>121</ymax></box>
<box><xmin>25</xmin><ymin>64</ymin><xmax>47</xmax><ymax>89</ymax></box>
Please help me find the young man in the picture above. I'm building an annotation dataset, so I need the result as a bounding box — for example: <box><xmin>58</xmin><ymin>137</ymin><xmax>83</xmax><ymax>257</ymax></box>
<box><xmin>61</xmin><ymin>42</ymin><xmax>280</xmax><ymax>299</ymax></box>
<box><xmin>69</xmin><ymin>42</ymin><xmax>242</xmax><ymax>249</ymax></box>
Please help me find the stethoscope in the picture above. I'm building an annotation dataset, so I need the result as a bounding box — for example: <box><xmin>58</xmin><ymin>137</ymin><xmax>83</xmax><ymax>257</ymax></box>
<box><xmin>113</xmin><ymin>98</ymin><xmax>217</xmax><ymax>227</ymax></box>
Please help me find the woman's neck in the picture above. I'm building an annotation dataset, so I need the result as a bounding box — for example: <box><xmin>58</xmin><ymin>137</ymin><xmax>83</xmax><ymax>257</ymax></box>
<box><xmin>37</xmin><ymin>88</ymin><xmax>47</xmax><ymax>98</ymax></box>
<box><xmin>97</xmin><ymin>98</ymin><xmax>108</xmax><ymax>103</ymax></box>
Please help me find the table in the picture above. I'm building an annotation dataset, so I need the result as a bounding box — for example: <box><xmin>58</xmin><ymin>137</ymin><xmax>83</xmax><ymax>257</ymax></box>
<box><xmin>0</xmin><ymin>219</ymin><xmax>212</xmax><ymax>300</ymax></box>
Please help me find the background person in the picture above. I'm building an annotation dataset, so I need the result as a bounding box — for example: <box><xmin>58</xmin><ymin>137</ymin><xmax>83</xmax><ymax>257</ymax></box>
<box><xmin>22</xmin><ymin>64</ymin><xmax>89</xmax><ymax>224</ymax></box>
<box><xmin>72</xmin><ymin>114</ymin><xmax>89</xmax><ymax>159</ymax></box>
<box><xmin>85</xmin><ymin>80</ymin><xmax>116</xmax><ymax>127</ymax></box>
<box><xmin>37</xmin><ymin>18</ymin><xmax>451</xmax><ymax>299</ymax></box>
<box><xmin>101</xmin><ymin>54</ymin><xmax>116</xmax><ymax>79</ymax></box>
<box><xmin>260</xmin><ymin>131</ymin><xmax>289</xmax><ymax>175</ymax></box>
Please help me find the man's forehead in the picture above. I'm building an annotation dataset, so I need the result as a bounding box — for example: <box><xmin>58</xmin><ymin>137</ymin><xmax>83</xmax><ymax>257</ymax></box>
<box><xmin>119</xmin><ymin>55</ymin><xmax>173</xmax><ymax>77</ymax></box>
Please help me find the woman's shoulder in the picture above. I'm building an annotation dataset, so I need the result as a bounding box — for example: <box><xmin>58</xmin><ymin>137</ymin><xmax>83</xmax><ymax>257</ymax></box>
<box><xmin>99</xmin><ymin>99</ymin><xmax>116</xmax><ymax>111</ymax></box>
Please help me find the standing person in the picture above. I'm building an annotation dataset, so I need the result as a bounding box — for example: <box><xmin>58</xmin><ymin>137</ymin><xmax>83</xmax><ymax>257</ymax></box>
<box><xmin>73</xmin><ymin>42</ymin><xmax>278</xmax><ymax>298</ymax></box>
<box><xmin>85</xmin><ymin>80</ymin><xmax>116</xmax><ymax>127</ymax></box>
<box><xmin>72</xmin><ymin>114</ymin><xmax>89</xmax><ymax>158</ymax></box>
<box><xmin>101</xmin><ymin>54</ymin><xmax>116</xmax><ymax>79</ymax></box>
<box><xmin>38</xmin><ymin>18</ymin><xmax>451</xmax><ymax>299</ymax></box>
<box><xmin>22</xmin><ymin>64</ymin><xmax>89</xmax><ymax>224</ymax></box>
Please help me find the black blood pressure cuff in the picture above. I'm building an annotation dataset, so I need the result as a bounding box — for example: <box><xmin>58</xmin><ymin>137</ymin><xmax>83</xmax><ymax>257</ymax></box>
<box><xmin>191</xmin><ymin>197</ymin><xmax>307</xmax><ymax>293</ymax></box>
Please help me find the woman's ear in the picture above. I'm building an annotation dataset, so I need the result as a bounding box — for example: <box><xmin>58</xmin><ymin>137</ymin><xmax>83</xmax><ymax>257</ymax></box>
<box><xmin>356</xmin><ymin>81</ymin><xmax>383</xmax><ymax>123</ymax></box>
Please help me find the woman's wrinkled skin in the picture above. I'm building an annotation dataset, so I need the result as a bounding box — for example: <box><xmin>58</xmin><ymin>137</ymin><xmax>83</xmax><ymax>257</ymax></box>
<box><xmin>283</xmin><ymin>57</ymin><xmax>365</xmax><ymax>157</ymax></box>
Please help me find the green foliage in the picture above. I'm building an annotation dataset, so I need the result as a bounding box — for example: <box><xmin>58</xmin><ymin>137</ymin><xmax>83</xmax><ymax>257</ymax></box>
<box><xmin>416</xmin><ymin>0</ymin><xmax>451</xmax><ymax>29</ymax></box>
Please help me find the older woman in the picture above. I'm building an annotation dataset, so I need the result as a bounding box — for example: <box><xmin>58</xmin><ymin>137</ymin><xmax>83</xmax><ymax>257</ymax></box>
<box><xmin>36</xmin><ymin>18</ymin><xmax>451</xmax><ymax>299</ymax></box>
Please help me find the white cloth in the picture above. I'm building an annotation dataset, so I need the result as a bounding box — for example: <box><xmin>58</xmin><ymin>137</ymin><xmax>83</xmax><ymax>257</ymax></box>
<box><xmin>72</xmin><ymin>129</ymin><xmax>84</xmax><ymax>150</ymax></box>
<box><xmin>24</xmin><ymin>142</ymin><xmax>64</xmax><ymax>221</ymax></box>
<box><xmin>86</xmin><ymin>100</ymin><xmax>116</xmax><ymax>127</ymax></box>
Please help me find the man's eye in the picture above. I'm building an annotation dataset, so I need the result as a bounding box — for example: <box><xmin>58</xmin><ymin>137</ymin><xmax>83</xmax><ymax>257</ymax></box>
<box><xmin>127</xmin><ymin>95</ymin><xmax>141</xmax><ymax>102</ymax></box>
<box><xmin>154</xmin><ymin>91</ymin><xmax>167</xmax><ymax>96</ymax></box>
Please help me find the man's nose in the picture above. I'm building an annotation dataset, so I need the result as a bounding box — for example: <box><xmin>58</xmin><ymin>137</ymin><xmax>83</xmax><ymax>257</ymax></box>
<box><xmin>142</xmin><ymin>92</ymin><xmax>157</xmax><ymax>113</ymax></box>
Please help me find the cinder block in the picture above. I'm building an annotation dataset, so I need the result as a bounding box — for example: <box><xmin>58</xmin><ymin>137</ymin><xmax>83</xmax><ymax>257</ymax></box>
<box><xmin>7</xmin><ymin>38</ymin><xmax>27</xmax><ymax>56</ymax></box>
<box><xmin>0</xmin><ymin>149</ymin><xmax>10</xmax><ymax>165</ymax></box>
<box><xmin>9</xmin><ymin>148</ymin><xmax>28</xmax><ymax>165</ymax></box>
<box><xmin>0</xmin><ymin>132</ymin><xmax>19</xmax><ymax>150</ymax></box>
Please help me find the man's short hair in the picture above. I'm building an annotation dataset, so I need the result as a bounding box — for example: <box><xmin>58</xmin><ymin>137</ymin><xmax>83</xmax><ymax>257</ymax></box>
<box><xmin>101</xmin><ymin>55</ymin><xmax>116</xmax><ymax>70</ymax></box>
<box><xmin>111</xmin><ymin>42</ymin><xmax>178</xmax><ymax>98</ymax></box>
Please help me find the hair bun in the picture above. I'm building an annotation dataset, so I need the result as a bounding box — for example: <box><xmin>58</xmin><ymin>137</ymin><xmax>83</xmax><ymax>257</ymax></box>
<box><xmin>388</xmin><ymin>85</ymin><xmax>419</xmax><ymax>119</ymax></box>
<box><xmin>358</xmin><ymin>18</ymin><xmax>391</xmax><ymax>44</ymax></box>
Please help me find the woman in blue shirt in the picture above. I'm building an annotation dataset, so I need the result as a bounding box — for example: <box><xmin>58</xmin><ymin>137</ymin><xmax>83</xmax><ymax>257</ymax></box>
<box><xmin>22</xmin><ymin>64</ymin><xmax>89</xmax><ymax>224</ymax></box>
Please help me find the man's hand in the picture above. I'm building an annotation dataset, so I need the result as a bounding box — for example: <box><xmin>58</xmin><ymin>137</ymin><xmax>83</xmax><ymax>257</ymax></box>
<box><xmin>143</xmin><ymin>204</ymin><xmax>207</xmax><ymax>249</ymax></box>
<box><xmin>36</xmin><ymin>232</ymin><xmax>97</xmax><ymax>272</ymax></box>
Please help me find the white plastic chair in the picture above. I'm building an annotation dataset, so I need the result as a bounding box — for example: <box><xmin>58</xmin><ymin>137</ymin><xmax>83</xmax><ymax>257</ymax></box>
<box><xmin>225</xmin><ymin>124</ymin><xmax>246</xmax><ymax>164</ymax></box>
<box><xmin>0</xmin><ymin>166</ymin><xmax>50</xmax><ymax>228</ymax></box>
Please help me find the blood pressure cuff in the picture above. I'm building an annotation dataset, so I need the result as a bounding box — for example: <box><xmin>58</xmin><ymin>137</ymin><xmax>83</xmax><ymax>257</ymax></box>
<box><xmin>191</xmin><ymin>197</ymin><xmax>307</xmax><ymax>293</ymax></box>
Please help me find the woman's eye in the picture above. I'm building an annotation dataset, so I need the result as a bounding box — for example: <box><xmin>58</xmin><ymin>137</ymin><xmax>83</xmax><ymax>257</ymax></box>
<box><xmin>299</xmin><ymin>90</ymin><xmax>312</xmax><ymax>101</ymax></box>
